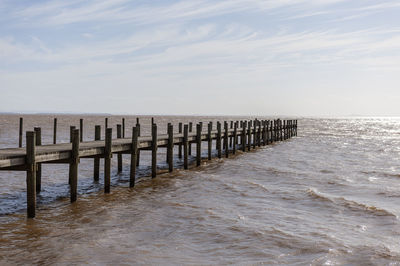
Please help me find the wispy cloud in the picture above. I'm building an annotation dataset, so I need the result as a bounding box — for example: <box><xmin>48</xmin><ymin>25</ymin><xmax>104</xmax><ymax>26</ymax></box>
<box><xmin>0</xmin><ymin>0</ymin><xmax>399</xmax><ymax>115</ymax></box>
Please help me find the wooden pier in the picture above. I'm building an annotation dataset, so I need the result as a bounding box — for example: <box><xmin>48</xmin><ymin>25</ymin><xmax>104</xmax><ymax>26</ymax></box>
<box><xmin>0</xmin><ymin>118</ymin><xmax>297</xmax><ymax>218</ymax></box>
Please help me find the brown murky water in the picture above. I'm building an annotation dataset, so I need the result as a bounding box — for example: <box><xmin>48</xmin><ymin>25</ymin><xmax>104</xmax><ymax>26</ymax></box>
<box><xmin>1</xmin><ymin>115</ymin><xmax>400</xmax><ymax>265</ymax></box>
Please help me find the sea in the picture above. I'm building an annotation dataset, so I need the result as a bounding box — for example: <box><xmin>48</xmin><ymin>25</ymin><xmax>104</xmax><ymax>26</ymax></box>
<box><xmin>0</xmin><ymin>114</ymin><xmax>399</xmax><ymax>265</ymax></box>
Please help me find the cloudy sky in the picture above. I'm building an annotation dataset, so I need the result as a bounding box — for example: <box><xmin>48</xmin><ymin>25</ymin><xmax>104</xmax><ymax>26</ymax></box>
<box><xmin>0</xmin><ymin>0</ymin><xmax>399</xmax><ymax>116</ymax></box>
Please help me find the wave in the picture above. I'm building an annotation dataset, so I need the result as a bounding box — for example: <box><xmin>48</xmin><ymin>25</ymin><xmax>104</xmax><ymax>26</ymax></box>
<box><xmin>246</xmin><ymin>181</ymin><xmax>269</xmax><ymax>192</ymax></box>
<box><xmin>306</xmin><ymin>188</ymin><xmax>397</xmax><ymax>218</ymax></box>
<box><xmin>361</xmin><ymin>170</ymin><xmax>400</xmax><ymax>178</ymax></box>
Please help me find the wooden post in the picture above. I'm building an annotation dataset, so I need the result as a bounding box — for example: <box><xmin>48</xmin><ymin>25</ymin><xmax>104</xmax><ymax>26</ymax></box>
<box><xmin>26</xmin><ymin>131</ymin><xmax>36</xmax><ymax>218</ymax></box>
<box><xmin>152</xmin><ymin>124</ymin><xmax>157</xmax><ymax>178</ymax></box>
<box><xmin>117</xmin><ymin>124</ymin><xmax>122</xmax><ymax>173</ymax></box>
<box><xmin>69</xmin><ymin>126</ymin><xmax>76</xmax><ymax>185</ymax></box>
<box><xmin>258</xmin><ymin>121</ymin><xmax>262</xmax><ymax>147</ymax></box>
<box><xmin>122</xmin><ymin>118</ymin><xmax>125</xmax><ymax>138</ymax></box>
<box><xmin>34</xmin><ymin>127</ymin><xmax>41</xmax><ymax>193</ymax></box>
<box><xmin>189</xmin><ymin>122</ymin><xmax>193</xmax><ymax>155</ymax></box>
<box><xmin>53</xmin><ymin>118</ymin><xmax>57</xmax><ymax>144</ymax></box>
<box><xmin>105</xmin><ymin>118</ymin><xmax>108</xmax><ymax>138</ymax></box>
<box><xmin>94</xmin><ymin>125</ymin><xmax>101</xmax><ymax>182</ymax></box>
<box><xmin>19</xmin><ymin>117</ymin><xmax>23</xmax><ymax>147</ymax></box>
<box><xmin>217</xmin><ymin>122</ymin><xmax>222</xmax><ymax>158</ymax></box>
<box><xmin>183</xmin><ymin>124</ymin><xmax>189</xmax><ymax>169</ymax></box>
<box><xmin>70</xmin><ymin>126</ymin><xmax>76</xmax><ymax>142</ymax></box>
<box><xmin>80</xmin><ymin>118</ymin><xmax>83</xmax><ymax>142</ymax></box>
<box><xmin>262</xmin><ymin>121</ymin><xmax>266</xmax><ymax>146</ymax></box>
<box><xmin>196</xmin><ymin>124</ymin><xmax>201</xmax><ymax>166</ymax></box>
<box><xmin>70</xmin><ymin>129</ymin><xmax>79</xmax><ymax>203</ymax></box>
<box><xmin>247</xmin><ymin>121</ymin><xmax>252</xmax><ymax>151</ymax></box>
<box><xmin>168</xmin><ymin>124</ymin><xmax>174</xmax><ymax>172</ymax></box>
<box><xmin>136</xmin><ymin>118</ymin><xmax>140</xmax><ymax>166</ymax></box>
<box><xmin>229</xmin><ymin>121</ymin><xmax>233</xmax><ymax>148</ymax></box>
<box><xmin>280</xmin><ymin>119</ymin><xmax>283</xmax><ymax>141</ymax></box>
<box><xmin>166</xmin><ymin>123</ymin><xmax>171</xmax><ymax>163</ymax></box>
<box><xmin>104</xmin><ymin>128</ymin><xmax>112</xmax><ymax>193</ymax></box>
<box><xmin>130</xmin><ymin>126</ymin><xmax>139</xmax><ymax>187</ymax></box>
<box><xmin>253</xmin><ymin>120</ymin><xmax>257</xmax><ymax>149</ymax></box>
<box><xmin>242</xmin><ymin>121</ymin><xmax>247</xmax><ymax>152</ymax></box>
<box><xmin>224</xmin><ymin>122</ymin><xmax>229</xmax><ymax>158</ymax></box>
<box><xmin>233</xmin><ymin>122</ymin><xmax>237</xmax><ymax>154</ymax></box>
<box><xmin>178</xmin><ymin>122</ymin><xmax>183</xmax><ymax>159</ymax></box>
<box><xmin>208</xmin><ymin>122</ymin><xmax>212</xmax><ymax>160</ymax></box>
<box><xmin>266</xmin><ymin>121</ymin><xmax>270</xmax><ymax>145</ymax></box>
<box><xmin>151</xmin><ymin>117</ymin><xmax>154</xmax><ymax>125</ymax></box>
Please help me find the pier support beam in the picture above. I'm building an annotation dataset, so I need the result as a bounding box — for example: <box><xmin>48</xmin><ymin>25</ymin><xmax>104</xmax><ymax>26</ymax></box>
<box><xmin>183</xmin><ymin>124</ymin><xmax>188</xmax><ymax>169</ymax></box>
<box><xmin>196</xmin><ymin>123</ymin><xmax>201</xmax><ymax>166</ymax></box>
<box><xmin>117</xmin><ymin>124</ymin><xmax>122</xmax><ymax>173</ymax></box>
<box><xmin>26</xmin><ymin>131</ymin><xmax>36</xmax><ymax>218</ymax></box>
<box><xmin>136</xmin><ymin>118</ymin><xmax>140</xmax><ymax>166</ymax></box>
<box><xmin>94</xmin><ymin>125</ymin><xmax>101</xmax><ymax>182</ymax></box>
<box><xmin>224</xmin><ymin>122</ymin><xmax>229</xmax><ymax>158</ymax></box>
<box><xmin>152</xmin><ymin>124</ymin><xmax>157</xmax><ymax>178</ymax></box>
<box><xmin>233</xmin><ymin>122</ymin><xmax>237</xmax><ymax>154</ymax></box>
<box><xmin>247</xmin><ymin>121</ymin><xmax>251</xmax><ymax>151</ymax></box>
<box><xmin>189</xmin><ymin>122</ymin><xmax>193</xmax><ymax>156</ymax></box>
<box><xmin>242</xmin><ymin>122</ymin><xmax>247</xmax><ymax>152</ymax></box>
<box><xmin>19</xmin><ymin>117</ymin><xmax>23</xmax><ymax>148</ymax></box>
<box><xmin>217</xmin><ymin>122</ymin><xmax>222</xmax><ymax>158</ymax></box>
<box><xmin>34</xmin><ymin>127</ymin><xmax>42</xmax><ymax>193</ymax></box>
<box><xmin>130</xmin><ymin>126</ymin><xmax>138</xmax><ymax>187</ymax></box>
<box><xmin>208</xmin><ymin>122</ymin><xmax>212</xmax><ymax>160</ymax></box>
<box><xmin>80</xmin><ymin>119</ymin><xmax>83</xmax><ymax>142</ymax></box>
<box><xmin>70</xmin><ymin>129</ymin><xmax>79</xmax><ymax>203</ymax></box>
<box><xmin>104</xmin><ymin>128</ymin><xmax>112</xmax><ymax>193</ymax></box>
<box><xmin>53</xmin><ymin>118</ymin><xmax>57</xmax><ymax>144</ymax></box>
<box><xmin>178</xmin><ymin>122</ymin><xmax>182</xmax><ymax>159</ymax></box>
<box><xmin>168</xmin><ymin>124</ymin><xmax>174</xmax><ymax>172</ymax></box>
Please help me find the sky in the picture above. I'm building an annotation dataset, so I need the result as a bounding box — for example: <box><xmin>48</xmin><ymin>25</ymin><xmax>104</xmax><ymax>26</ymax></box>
<box><xmin>0</xmin><ymin>0</ymin><xmax>399</xmax><ymax>116</ymax></box>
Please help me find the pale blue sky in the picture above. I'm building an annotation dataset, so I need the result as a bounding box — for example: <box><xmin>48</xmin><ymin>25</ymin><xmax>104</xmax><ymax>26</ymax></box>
<box><xmin>0</xmin><ymin>0</ymin><xmax>399</xmax><ymax>116</ymax></box>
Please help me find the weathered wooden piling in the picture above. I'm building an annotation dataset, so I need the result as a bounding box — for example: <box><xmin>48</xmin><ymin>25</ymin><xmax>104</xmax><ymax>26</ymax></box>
<box><xmin>122</xmin><ymin>118</ymin><xmax>125</xmax><ymax>138</ymax></box>
<box><xmin>136</xmin><ymin>118</ymin><xmax>140</xmax><ymax>166</ymax></box>
<box><xmin>217</xmin><ymin>122</ymin><xmax>222</xmax><ymax>158</ymax></box>
<box><xmin>168</xmin><ymin>124</ymin><xmax>174</xmax><ymax>172</ymax></box>
<box><xmin>151</xmin><ymin>124</ymin><xmax>157</xmax><ymax>178</ymax></box>
<box><xmin>247</xmin><ymin>121</ymin><xmax>252</xmax><ymax>151</ymax></box>
<box><xmin>183</xmin><ymin>124</ymin><xmax>189</xmax><ymax>169</ymax></box>
<box><xmin>19</xmin><ymin>117</ymin><xmax>23</xmax><ymax>148</ymax></box>
<box><xmin>34</xmin><ymin>127</ymin><xmax>41</xmax><ymax>193</ymax></box>
<box><xmin>253</xmin><ymin>120</ymin><xmax>257</xmax><ymax>149</ymax></box>
<box><xmin>117</xmin><ymin>124</ymin><xmax>122</xmax><ymax>173</ymax></box>
<box><xmin>229</xmin><ymin>121</ymin><xmax>233</xmax><ymax>148</ymax></box>
<box><xmin>130</xmin><ymin>126</ymin><xmax>139</xmax><ymax>187</ymax></box>
<box><xmin>196</xmin><ymin>123</ymin><xmax>202</xmax><ymax>166</ymax></box>
<box><xmin>53</xmin><ymin>118</ymin><xmax>57</xmax><ymax>144</ymax></box>
<box><xmin>233</xmin><ymin>122</ymin><xmax>237</xmax><ymax>154</ymax></box>
<box><xmin>242</xmin><ymin>121</ymin><xmax>247</xmax><ymax>152</ymax></box>
<box><xmin>70</xmin><ymin>129</ymin><xmax>79</xmax><ymax>203</ymax></box>
<box><xmin>80</xmin><ymin>119</ymin><xmax>83</xmax><ymax>142</ymax></box>
<box><xmin>208</xmin><ymin>122</ymin><xmax>212</xmax><ymax>160</ymax></box>
<box><xmin>189</xmin><ymin>122</ymin><xmax>193</xmax><ymax>155</ymax></box>
<box><xmin>224</xmin><ymin>122</ymin><xmax>229</xmax><ymax>158</ymax></box>
<box><xmin>178</xmin><ymin>122</ymin><xmax>183</xmax><ymax>159</ymax></box>
<box><xmin>104</xmin><ymin>128</ymin><xmax>112</xmax><ymax>193</ymax></box>
<box><xmin>26</xmin><ymin>131</ymin><xmax>36</xmax><ymax>218</ymax></box>
<box><xmin>93</xmin><ymin>125</ymin><xmax>101</xmax><ymax>182</ymax></box>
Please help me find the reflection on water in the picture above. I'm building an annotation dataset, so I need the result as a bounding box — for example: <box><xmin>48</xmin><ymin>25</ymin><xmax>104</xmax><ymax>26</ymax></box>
<box><xmin>1</xmin><ymin>115</ymin><xmax>400</xmax><ymax>265</ymax></box>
